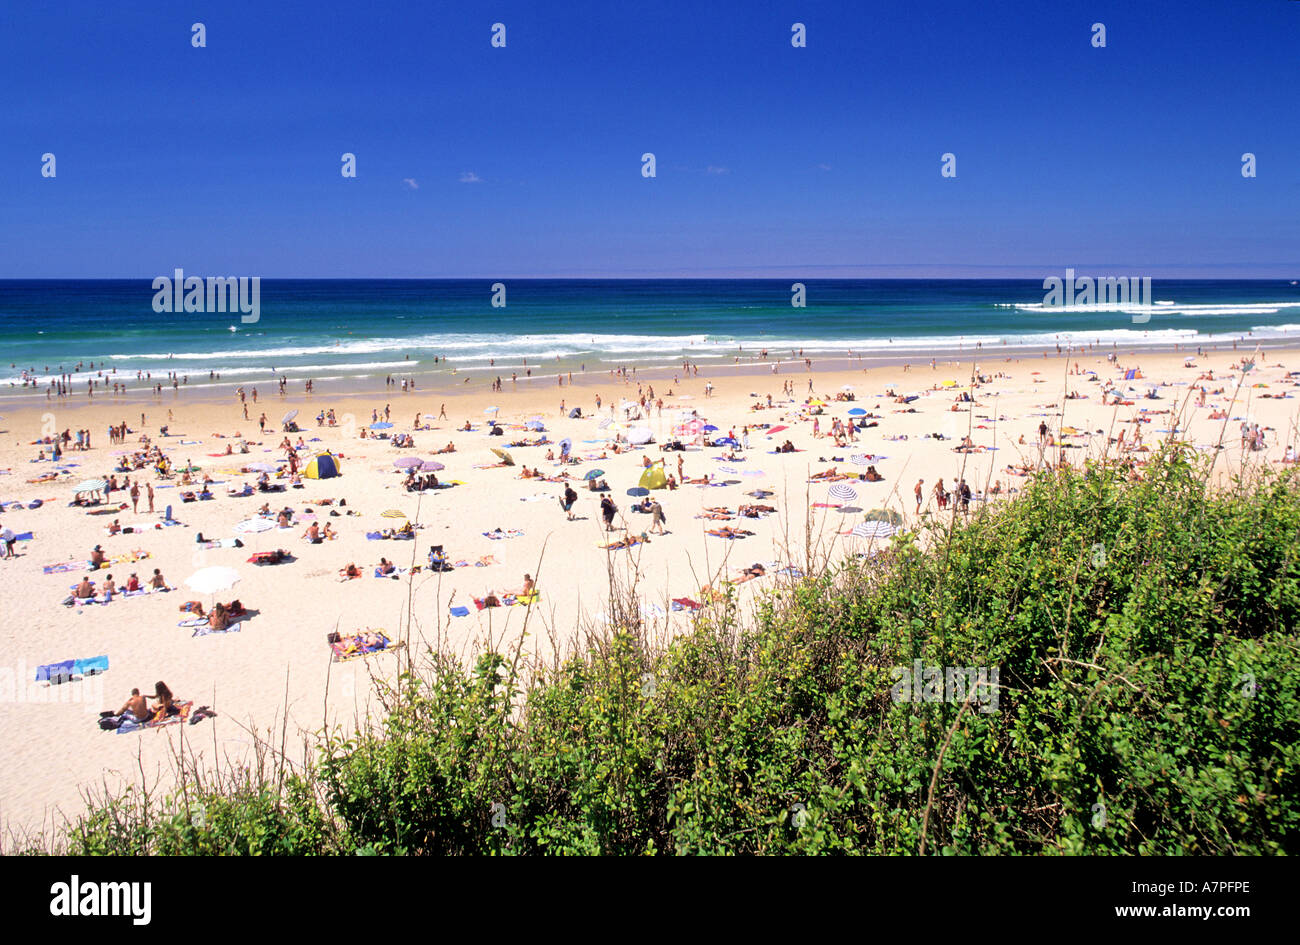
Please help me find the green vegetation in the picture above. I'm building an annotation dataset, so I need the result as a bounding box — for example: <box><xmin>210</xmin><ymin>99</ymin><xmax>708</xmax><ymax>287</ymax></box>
<box><xmin>22</xmin><ymin>449</ymin><xmax>1300</xmax><ymax>854</ymax></box>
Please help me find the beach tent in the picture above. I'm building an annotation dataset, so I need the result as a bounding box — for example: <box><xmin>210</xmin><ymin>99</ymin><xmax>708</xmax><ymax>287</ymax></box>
<box><xmin>638</xmin><ymin>463</ymin><xmax>668</xmax><ymax>491</ymax></box>
<box><xmin>304</xmin><ymin>451</ymin><xmax>341</xmax><ymax>479</ymax></box>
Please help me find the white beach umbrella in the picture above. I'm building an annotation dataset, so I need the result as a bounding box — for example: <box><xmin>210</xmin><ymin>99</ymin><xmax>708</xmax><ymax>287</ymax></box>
<box><xmin>233</xmin><ymin>518</ymin><xmax>275</xmax><ymax>534</ymax></box>
<box><xmin>185</xmin><ymin>566</ymin><xmax>241</xmax><ymax>596</ymax></box>
<box><xmin>627</xmin><ymin>426</ymin><xmax>654</xmax><ymax>445</ymax></box>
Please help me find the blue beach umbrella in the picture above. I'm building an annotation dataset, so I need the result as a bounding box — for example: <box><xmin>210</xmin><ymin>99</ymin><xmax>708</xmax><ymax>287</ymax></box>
<box><xmin>584</xmin><ymin>468</ymin><xmax>605</xmax><ymax>480</ymax></box>
<box><xmin>847</xmin><ymin>407</ymin><xmax>867</xmax><ymax>416</ymax></box>
<box><xmin>626</xmin><ymin>487</ymin><xmax>650</xmax><ymax>497</ymax></box>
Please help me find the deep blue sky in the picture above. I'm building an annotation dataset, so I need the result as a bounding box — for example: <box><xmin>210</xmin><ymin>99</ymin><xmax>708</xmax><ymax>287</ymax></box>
<box><xmin>1</xmin><ymin>0</ymin><xmax>1297</xmax><ymax>277</ymax></box>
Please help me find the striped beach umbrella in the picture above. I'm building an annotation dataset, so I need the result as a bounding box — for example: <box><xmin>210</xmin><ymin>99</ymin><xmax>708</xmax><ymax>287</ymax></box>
<box><xmin>851</xmin><ymin>521</ymin><xmax>896</xmax><ymax>539</ymax></box>
<box><xmin>848</xmin><ymin>454</ymin><xmax>871</xmax><ymax>466</ymax></box>
<box><xmin>393</xmin><ymin>457</ymin><xmax>423</xmax><ymax>469</ymax></box>
<box><xmin>233</xmin><ymin>518</ymin><xmax>275</xmax><ymax>534</ymax></box>
<box><xmin>828</xmin><ymin>483</ymin><xmax>858</xmax><ymax>502</ymax></box>
<box><xmin>419</xmin><ymin>460</ymin><xmax>445</xmax><ymax>472</ymax></box>
<box><xmin>380</xmin><ymin>509</ymin><xmax>408</xmax><ymax>519</ymax></box>
<box><xmin>75</xmin><ymin>478</ymin><xmax>107</xmax><ymax>493</ymax></box>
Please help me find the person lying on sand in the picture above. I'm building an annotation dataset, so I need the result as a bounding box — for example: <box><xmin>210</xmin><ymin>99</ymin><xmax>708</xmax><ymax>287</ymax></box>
<box><xmin>340</xmin><ymin>562</ymin><xmax>361</xmax><ymax>579</ymax></box>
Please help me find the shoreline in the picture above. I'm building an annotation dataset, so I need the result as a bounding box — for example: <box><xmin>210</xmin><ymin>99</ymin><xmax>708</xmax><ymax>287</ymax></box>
<box><xmin>2</xmin><ymin>331</ymin><xmax>1294</xmax><ymax>411</ymax></box>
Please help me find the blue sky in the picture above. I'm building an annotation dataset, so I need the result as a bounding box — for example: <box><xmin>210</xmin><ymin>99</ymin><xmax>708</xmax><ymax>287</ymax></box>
<box><xmin>1</xmin><ymin>0</ymin><xmax>1297</xmax><ymax>277</ymax></box>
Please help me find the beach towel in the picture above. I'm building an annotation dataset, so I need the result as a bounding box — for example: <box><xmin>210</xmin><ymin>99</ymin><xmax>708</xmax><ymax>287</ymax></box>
<box><xmin>192</xmin><ymin>621</ymin><xmax>242</xmax><ymax>637</ymax></box>
<box><xmin>73</xmin><ymin>655</ymin><xmax>110</xmax><ymax>676</ymax></box>
<box><xmin>671</xmin><ymin>597</ymin><xmax>701</xmax><ymax>611</ymax></box>
<box><xmin>128</xmin><ymin>700</ymin><xmax>194</xmax><ymax>732</ymax></box>
<box><xmin>449</xmin><ymin>606</ymin><xmax>470</xmax><ymax>618</ymax></box>
<box><xmin>482</xmin><ymin>529</ymin><xmax>524</xmax><ymax>539</ymax></box>
<box><xmin>43</xmin><ymin>561</ymin><xmax>82</xmax><ymax>574</ymax></box>
<box><xmin>35</xmin><ymin>659</ymin><xmax>75</xmax><ymax>684</ymax></box>
<box><xmin>330</xmin><ymin>632</ymin><xmax>398</xmax><ymax>662</ymax></box>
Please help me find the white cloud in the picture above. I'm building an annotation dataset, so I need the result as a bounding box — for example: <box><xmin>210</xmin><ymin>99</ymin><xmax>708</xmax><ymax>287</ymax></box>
<box><xmin>459</xmin><ymin>171</ymin><xmax>483</xmax><ymax>183</ymax></box>
<box><xmin>402</xmin><ymin>178</ymin><xmax>419</xmax><ymax>189</ymax></box>
<box><xmin>705</xmin><ymin>165</ymin><xmax>730</xmax><ymax>175</ymax></box>
<box><xmin>816</xmin><ymin>163</ymin><xmax>832</xmax><ymax>171</ymax></box>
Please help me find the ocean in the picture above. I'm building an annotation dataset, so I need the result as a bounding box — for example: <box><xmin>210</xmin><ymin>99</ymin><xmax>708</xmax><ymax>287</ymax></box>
<box><xmin>2</xmin><ymin>279</ymin><xmax>1298</xmax><ymax>398</ymax></box>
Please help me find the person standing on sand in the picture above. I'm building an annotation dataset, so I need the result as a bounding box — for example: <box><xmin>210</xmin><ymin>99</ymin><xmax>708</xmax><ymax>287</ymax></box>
<box><xmin>439</xmin><ymin>404</ymin><xmax>447</xmax><ymax>420</ymax></box>
<box><xmin>130</xmin><ymin>481</ymin><xmax>140</xmax><ymax>514</ymax></box>
<box><xmin>914</xmin><ymin>479</ymin><xmax>924</xmax><ymax>514</ymax></box>
<box><xmin>676</xmin><ymin>454</ymin><xmax>684</xmax><ymax>482</ymax></box>
<box><xmin>650</xmin><ymin>499</ymin><xmax>666</xmax><ymax>534</ymax></box>
<box><xmin>561</xmin><ymin>484</ymin><xmax>578</xmax><ymax>520</ymax></box>
<box><xmin>600</xmin><ymin>495</ymin><xmax>618</xmax><ymax>531</ymax></box>
<box><xmin>146</xmin><ymin>482</ymin><xmax>155</xmax><ymax>513</ymax></box>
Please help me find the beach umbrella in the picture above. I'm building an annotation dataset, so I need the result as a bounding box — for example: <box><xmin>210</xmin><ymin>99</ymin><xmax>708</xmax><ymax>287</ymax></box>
<box><xmin>848</xmin><ymin>454</ymin><xmax>871</xmax><ymax>466</ymax></box>
<box><xmin>767</xmin><ymin>425</ymin><xmax>788</xmax><ymax>435</ymax></box>
<box><xmin>828</xmin><ymin>483</ymin><xmax>858</xmax><ymax>502</ymax></box>
<box><xmin>559</xmin><ymin>438</ymin><xmax>572</xmax><ymax>454</ymax></box>
<box><xmin>491</xmin><ymin>448</ymin><xmax>515</xmax><ymax>466</ymax></box>
<box><xmin>380</xmin><ymin>509</ymin><xmax>408</xmax><ymax>520</ymax></box>
<box><xmin>851</xmin><ymin>521</ymin><xmax>897</xmax><ymax>539</ymax></box>
<box><xmin>369</xmin><ymin>421</ymin><xmax>393</xmax><ymax>430</ymax></box>
<box><xmin>233</xmin><ymin>517</ymin><xmax>275</xmax><ymax>534</ymax></box>
<box><xmin>863</xmin><ymin>508</ymin><xmax>904</xmax><ymax>525</ymax></box>
<box><xmin>185</xmin><ymin>566</ymin><xmax>240</xmax><ymax>597</ymax></box>
<box><xmin>703</xmin><ymin>424</ymin><xmax>719</xmax><ymax>432</ymax></box>
<box><xmin>627</xmin><ymin>487</ymin><xmax>649</xmax><ymax>497</ymax></box>
<box><xmin>281</xmin><ymin>410</ymin><xmax>298</xmax><ymax>424</ymax></box>
<box><xmin>596</xmin><ymin>417</ymin><xmax>612</xmax><ymax>429</ymax></box>
<box><xmin>484</xmin><ymin>406</ymin><xmax>499</xmax><ymax>414</ymax></box>
<box><xmin>584</xmin><ymin>468</ymin><xmax>605</xmax><ymax>480</ymax></box>
<box><xmin>525</xmin><ymin>420</ymin><xmax>544</xmax><ymax>431</ymax></box>
<box><xmin>393</xmin><ymin>457</ymin><xmax>423</xmax><ymax>469</ymax></box>
<box><xmin>419</xmin><ymin>460</ymin><xmax>445</xmax><ymax>472</ymax></box>
<box><xmin>75</xmin><ymin>478</ymin><xmax>107</xmax><ymax>493</ymax></box>
<box><xmin>628</xmin><ymin>427</ymin><xmax>654</xmax><ymax>445</ymax></box>
<box><xmin>247</xmin><ymin>461</ymin><xmax>279</xmax><ymax>473</ymax></box>
<box><xmin>847</xmin><ymin>407</ymin><xmax>867</xmax><ymax>416</ymax></box>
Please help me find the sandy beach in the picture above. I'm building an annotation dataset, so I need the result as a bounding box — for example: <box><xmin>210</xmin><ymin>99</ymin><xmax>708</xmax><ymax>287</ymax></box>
<box><xmin>2</xmin><ymin>343</ymin><xmax>1298</xmax><ymax>840</ymax></box>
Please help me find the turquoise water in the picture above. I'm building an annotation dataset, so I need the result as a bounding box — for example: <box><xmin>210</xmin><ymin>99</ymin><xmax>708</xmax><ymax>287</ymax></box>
<box><xmin>2</xmin><ymin>279</ymin><xmax>1298</xmax><ymax>396</ymax></box>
